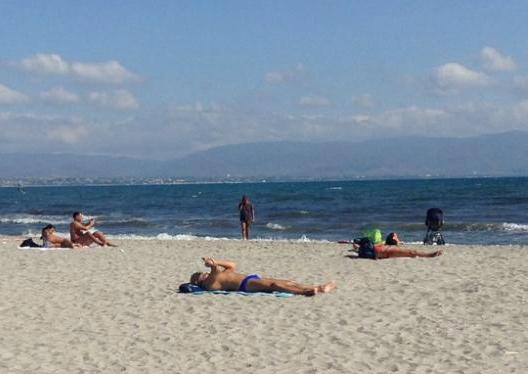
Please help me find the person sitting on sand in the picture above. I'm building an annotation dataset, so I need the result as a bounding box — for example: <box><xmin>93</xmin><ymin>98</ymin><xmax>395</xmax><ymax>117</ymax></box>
<box><xmin>42</xmin><ymin>224</ymin><xmax>81</xmax><ymax>249</ymax></box>
<box><xmin>69</xmin><ymin>212</ymin><xmax>117</xmax><ymax>247</ymax></box>
<box><xmin>353</xmin><ymin>233</ymin><xmax>442</xmax><ymax>259</ymax></box>
<box><xmin>190</xmin><ymin>257</ymin><xmax>336</xmax><ymax>296</ymax></box>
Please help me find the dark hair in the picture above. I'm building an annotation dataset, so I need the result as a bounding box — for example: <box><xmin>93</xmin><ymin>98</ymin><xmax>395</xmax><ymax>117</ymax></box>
<box><xmin>73</xmin><ymin>212</ymin><xmax>81</xmax><ymax>219</ymax></box>
<box><xmin>239</xmin><ymin>195</ymin><xmax>249</xmax><ymax>206</ymax></box>
<box><xmin>385</xmin><ymin>232</ymin><xmax>399</xmax><ymax>246</ymax></box>
<box><xmin>41</xmin><ymin>224</ymin><xmax>55</xmax><ymax>239</ymax></box>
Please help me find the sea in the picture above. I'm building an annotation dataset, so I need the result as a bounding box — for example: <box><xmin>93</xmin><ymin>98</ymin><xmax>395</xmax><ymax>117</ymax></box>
<box><xmin>1</xmin><ymin>177</ymin><xmax>527</xmax><ymax>245</ymax></box>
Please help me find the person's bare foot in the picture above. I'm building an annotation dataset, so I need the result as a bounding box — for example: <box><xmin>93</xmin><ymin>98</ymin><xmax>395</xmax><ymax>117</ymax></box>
<box><xmin>429</xmin><ymin>250</ymin><xmax>442</xmax><ymax>257</ymax></box>
<box><xmin>315</xmin><ymin>281</ymin><xmax>336</xmax><ymax>295</ymax></box>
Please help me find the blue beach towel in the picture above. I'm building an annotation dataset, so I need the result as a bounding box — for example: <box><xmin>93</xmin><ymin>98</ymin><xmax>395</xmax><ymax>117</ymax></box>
<box><xmin>178</xmin><ymin>283</ymin><xmax>294</xmax><ymax>297</ymax></box>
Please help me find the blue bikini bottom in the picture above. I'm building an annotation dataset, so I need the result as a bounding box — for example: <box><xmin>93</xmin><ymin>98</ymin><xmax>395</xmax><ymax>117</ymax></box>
<box><xmin>238</xmin><ymin>274</ymin><xmax>261</xmax><ymax>292</ymax></box>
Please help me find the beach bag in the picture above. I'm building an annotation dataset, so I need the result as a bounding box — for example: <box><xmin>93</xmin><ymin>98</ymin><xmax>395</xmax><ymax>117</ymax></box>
<box><xmin>20</xmin><ymin>238</ymin><xmax>42</xmax><ymax>248</ymax></box>
<box><xmin>365</xmin><ymin>228</ymin><xmax>383</xmax><ymax>244</ymax></box>
<box><xmin>357</xmin><ymin>237</ymin><xmax>377</xmax><ymax>259</ymax></box>
<box><xmin>179</xmin><ymin>283</ymin><xmax>204</xmax><ymax>293</ymax></box>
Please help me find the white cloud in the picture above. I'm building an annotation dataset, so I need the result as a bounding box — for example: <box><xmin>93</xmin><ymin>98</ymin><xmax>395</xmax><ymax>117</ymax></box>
<box><xmin>172</xmin><ymin>102</ymin><xmax>207</xmax><ymax>113</ymax></box>
<box><xmin>511</xmin><ymin>99</ymin><xmax>528</xmax><ymax>121</ymax></box>
<box><xmin>13</xmin><ymin>53</ymin><xmax>140</xmax><ymax>84</ymax></box>
<box><xmin>0</xmin><ymin>112</ymin><xmax>90</xmax><ymax>150</ymax></box>
<box><xmin>88</xmin><ymin>89</ymin><xmax>139</xmax><ymax>110</ymax></box>
<box><xmin>264</xmin><ymin>71</ymin><xmax>284</xmax><ymax>83</ymax></box>
<box><xmin>71</xmin><ymin>61</ymin><xmax>140</xmax><ymax>84</ymax></box>
<box><xmin>351</xmin><ymin>94</ymin><xmax>374</xmax><ymax>108</ymax></box>
<box><xmin>0</xmin><ymin>84</ymin><xmax>29</xmax><ymax>104</ymax></box>
<box><xmin>349</xmin><ymin>114</ymin><xmax>371</xmax><ymax>124</ymax></box>
<box><xmin>513</xmin><ymin>75</ymin><xmax>528</xmax><ymax>91</ymax></box>
<box><xmin>299</xmin><ymin>95</ymin><xmax>331</xmax><ymax>107</ymax></box>
<box><xmin>47</xmin><ymin>125</ymin><xmax>88</xmax><ymax>144</ymax></box>
<box><xmin>40</xmin><ymin>87</ymin><xmax>79</xmax><ymax>103</ymax></box>
<box><xmin>480</xmin><ymin>47</ymin><xmax>516</xmax><ymax>72</ymax></box>
<box><xmin>2</xmin><ymin>98</ymin><xmax>528</xmax><ymax>159</ymax></box>
<box><xmin>19</xmin><ymin>53</ymin><xmax>69</xmax><ymax>74</ymax></box>
<box><xmin>264</xmin><ymin>64</ymin><xmax>305</xmax><ymax>84</ymax></box>
<box><xmin>434</xmin><ymin>63</ymin><xmax>491</xmax><ymax>89</ymax></box>
<box><xmin>353</xmin><ymin>106</ymin><xmax>447</xmax><ymax>130</ymax></box>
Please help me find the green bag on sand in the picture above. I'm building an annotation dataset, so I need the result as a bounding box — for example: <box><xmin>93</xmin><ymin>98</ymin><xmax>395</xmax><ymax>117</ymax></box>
<box><xmin>365</xmin><ymin>228</ymin><xmax>383</xmax><ymax>244</ymax></box>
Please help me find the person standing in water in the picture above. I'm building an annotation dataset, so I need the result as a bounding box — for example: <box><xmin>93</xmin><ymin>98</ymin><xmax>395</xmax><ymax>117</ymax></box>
<box><xmin>238</xmin><ymin>195</ymin><xmax>254</xmax><ymax>240</ymax></box>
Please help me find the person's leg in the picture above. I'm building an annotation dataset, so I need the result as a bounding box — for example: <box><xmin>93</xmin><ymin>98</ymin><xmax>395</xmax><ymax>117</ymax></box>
<box><xmin>93</xmin><ymin>231</ymin><xmax>117</xmax><ymax>247</ymax></box>
<box><xmin>246</xmin><ymin>222</ymin><xmax>251</xmax><ymax>240</ymax></box>
<box><xmin>378</xmin><ymin>248</ymin><xmax>442</xmax><ymax>259</ymax></box>
<box><xmin>240</xmin><ymin>221</ymin><xmax>247</xmax><ymax>240</ymax></box>
<box><xmin>48</xmin><ymin>239</ymin><xmax>61</xmax><ymax>248</ymax></box>
<box><xmin>49</xmin><ymin>235</ymin><xmax>66</xmax><ymax>248</ymax></box>
<box><xmin>245</xmin><ymin>277</ymin><xmax>335</xmax><ymax>296</ymax></box>
<box><xmin>76</xmin><ymin>233</ymin><xmax>101</xmax><ymax>246</ymax></box>
<box><xmin>61</xmin><ymin>239</ymin><xmax>80</xmax><ymax>249</ymax></box>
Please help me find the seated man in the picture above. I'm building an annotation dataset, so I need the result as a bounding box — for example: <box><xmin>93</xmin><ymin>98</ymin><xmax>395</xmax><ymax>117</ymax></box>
<box><xmin>42</xmin><ymin>224</ymin><xmax>81</xmax><ymax>249</ymax></box>
<box><xmin>190</xmin><ymin>258</ymin><xmax>335</xmax><ymax>296</ymax></box>
<box><xmin>69</xmin><ymin>212</ymin><xmax>117</xmax><ymax>247</ymax></box>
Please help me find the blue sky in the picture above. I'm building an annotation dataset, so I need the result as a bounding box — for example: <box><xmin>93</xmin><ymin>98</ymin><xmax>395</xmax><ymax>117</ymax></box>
<box><xmin>1</xmin><ymin>1</ymin><xmax>527</xmax><ymax>159</ymax></box>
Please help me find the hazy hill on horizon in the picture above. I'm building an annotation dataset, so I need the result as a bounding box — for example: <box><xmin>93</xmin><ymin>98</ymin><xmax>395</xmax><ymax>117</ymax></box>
<box><xmin>1</xmin><ymin>131</ymin><xmax>527</xmax><ymax>179</ymax></box>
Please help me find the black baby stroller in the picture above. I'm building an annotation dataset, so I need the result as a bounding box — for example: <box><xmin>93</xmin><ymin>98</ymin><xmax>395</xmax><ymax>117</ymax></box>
<box><xmin>423</xmin><ymin>208</ymin><xmax>445</xmax><ymax>245</ymax></box>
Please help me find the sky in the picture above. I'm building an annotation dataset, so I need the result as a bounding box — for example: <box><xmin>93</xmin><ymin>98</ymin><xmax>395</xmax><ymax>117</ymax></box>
<box><xmin>1</xmin><ymin>0</ymin><xmax>527</xmax><ymax>159</ymax></box>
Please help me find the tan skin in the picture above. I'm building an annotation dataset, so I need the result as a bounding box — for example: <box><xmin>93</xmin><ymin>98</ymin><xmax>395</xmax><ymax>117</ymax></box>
<box><xmin>43</xmin><ymin>227</ymin><xmax>81</xmax><ymax>249</ymax></box>
<box><xmin>353</xmin><ymin>242</ymin><xmax>442</xmax><ymax>259</ymax></box>
<box><xmin>70</xmin><ymin>213</ymin><xmax>117</xmax><ymax>247</ymax></box>
<box><xmin>190</xmin><ymin>257</ymin><xmax>336</xmax><ymax>296</ymax></box>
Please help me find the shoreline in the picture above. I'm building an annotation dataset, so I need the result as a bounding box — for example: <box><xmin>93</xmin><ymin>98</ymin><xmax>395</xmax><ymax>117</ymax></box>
<box><xmin>2</xmin><ymin>233</ymin><xmax>525</xmax><ymax>247</ymax></box>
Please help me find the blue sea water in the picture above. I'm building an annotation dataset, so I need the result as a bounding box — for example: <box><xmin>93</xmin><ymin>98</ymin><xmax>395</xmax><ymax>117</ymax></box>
<box><xmin>1</xmin><ymin>177</ymin><xmax>527</xmax><ymax>245</ymax></box>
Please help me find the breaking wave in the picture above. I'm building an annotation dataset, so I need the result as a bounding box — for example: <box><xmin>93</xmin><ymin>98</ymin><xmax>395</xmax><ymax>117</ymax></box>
<box><xmin>266</xmin><ymin>222</ymin><xmax>288</xmax><ymax>230</ymax></box>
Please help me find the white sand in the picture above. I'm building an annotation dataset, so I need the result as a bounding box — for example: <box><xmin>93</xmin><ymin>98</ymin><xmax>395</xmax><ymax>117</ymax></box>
<box><xmin>0</xmin><ymin>237</ymin><xmax>526</xmax><ymax>374</ymax></box>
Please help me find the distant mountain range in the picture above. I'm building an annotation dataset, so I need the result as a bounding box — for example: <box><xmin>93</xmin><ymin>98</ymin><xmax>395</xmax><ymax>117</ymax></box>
<box><xmin>1</xmin><ymin>131</ymin><xmax>528</xmax><ymax>180</ymax></box>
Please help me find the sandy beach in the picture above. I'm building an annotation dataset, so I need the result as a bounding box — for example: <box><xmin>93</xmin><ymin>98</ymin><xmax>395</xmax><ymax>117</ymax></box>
<box><xmin>0</xmin><ymin>237</ymin><xmax>526</xmax><ymax>374</ymax></box>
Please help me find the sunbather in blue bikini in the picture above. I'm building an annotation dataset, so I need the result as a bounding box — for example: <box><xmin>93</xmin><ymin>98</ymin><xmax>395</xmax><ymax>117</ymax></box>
<box><xmin>190</xmin><ymin>258</ymin><xmax>335</xmax><ymax>296</ymax></box>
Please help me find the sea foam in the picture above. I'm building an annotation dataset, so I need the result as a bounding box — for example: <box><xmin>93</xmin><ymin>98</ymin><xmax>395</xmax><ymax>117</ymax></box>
<box><xmin>501</xmin><ymin>223</ymin><xmax>528</xmax><ymax>232</ymax></box>
<box><xmin>266</xmin><ymin>222</ymin><xmax>287</xmax><ymax>230</ymax></box>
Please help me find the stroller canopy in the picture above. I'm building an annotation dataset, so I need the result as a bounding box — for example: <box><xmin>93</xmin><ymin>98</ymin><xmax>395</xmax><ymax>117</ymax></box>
<box><xmin>425</xmin><ymin>208</ymin><xmax>444</xmax><ymax>227</ymax></box>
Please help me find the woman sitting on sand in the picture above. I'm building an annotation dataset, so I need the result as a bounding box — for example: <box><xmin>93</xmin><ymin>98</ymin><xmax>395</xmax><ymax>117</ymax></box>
<box><xmin>42</xmin><ymin>224</ymin><xmax>81</xmax><ymax>249</ymax></box>
<box><xmin>190</xmin><ymin>257</ymin><xmax>335</xmax><ymax>296</ymax></box>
